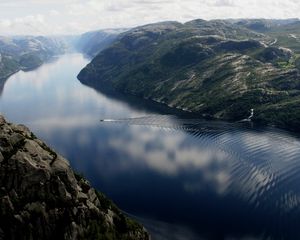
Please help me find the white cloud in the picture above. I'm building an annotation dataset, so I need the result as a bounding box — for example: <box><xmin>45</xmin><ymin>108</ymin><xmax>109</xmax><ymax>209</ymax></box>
<box><xmin>0</xmin><ymin>0</ymin><xmax>300</xmax><ymax>35</ymax></box>
<box><xmin>0</xmin><ymin>19</ymin><xmax>12</xmax><ymax>28</ymax></box>
<box><xmin>0</xmin><ymin>14</ymin><xmax>54</xmax><ymax>35</ymax></box>
<box><xmin>214</xmin><ymin>0</ymin><xmax>236</xmax><ymax>7</ymax></box>
<box><xmin>49</xmin><ymin>10</ymin><xmax>60</xmax><ymax>16</ymax></box>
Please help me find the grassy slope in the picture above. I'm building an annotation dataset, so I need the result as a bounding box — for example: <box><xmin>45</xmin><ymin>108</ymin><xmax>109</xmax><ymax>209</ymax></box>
<box><xmin>78</xmin><ymin>20</ymin><xmax>300</xmax><ymax>132</ymax></box>
<box><xmin>0</xmin><ymin>36</ymin><xmax>65</xmax><ymax>80</ymax></box>
<box><xmin>0</xmin><ymin>56</ymin><xmax>20</xmax><ymax>79</ymax></box>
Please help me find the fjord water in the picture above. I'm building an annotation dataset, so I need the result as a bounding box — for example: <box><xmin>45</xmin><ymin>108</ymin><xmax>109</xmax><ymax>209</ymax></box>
<box><xmin>1</xmin><ymin>54</ymin><xmax>300</xmax><ymax>240</ymax></box>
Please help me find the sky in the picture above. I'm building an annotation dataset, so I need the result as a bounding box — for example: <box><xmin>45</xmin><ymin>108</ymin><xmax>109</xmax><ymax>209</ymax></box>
<box><xmin>0</xmin><ymin>0</ymin><xmax>300</xmax><ymax>36</ymax></box>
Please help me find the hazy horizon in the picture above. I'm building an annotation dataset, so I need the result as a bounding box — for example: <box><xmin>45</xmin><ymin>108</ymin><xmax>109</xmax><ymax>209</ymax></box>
<box><xmin>1</xmin><ymin>0</ymin><xmax>300</xmax><ymax>36</ymax></box>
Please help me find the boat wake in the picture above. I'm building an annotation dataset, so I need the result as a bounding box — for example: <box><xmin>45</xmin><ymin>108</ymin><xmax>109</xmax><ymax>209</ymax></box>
<box><xmin>100</xmin><ymin>114</ymin><xmax>300</xmax><ymax>234</ymax></box>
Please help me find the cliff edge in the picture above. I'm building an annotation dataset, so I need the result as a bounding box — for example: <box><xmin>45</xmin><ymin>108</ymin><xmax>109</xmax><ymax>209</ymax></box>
<box><xmin>0</xmin><ymin>115</ymin><xmax>149</xmax><ymax>240</ymax></box>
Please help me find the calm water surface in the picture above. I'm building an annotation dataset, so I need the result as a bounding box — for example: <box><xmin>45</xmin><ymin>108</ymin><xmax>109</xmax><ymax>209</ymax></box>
<box><xmin>1</xmin><ymin>54</ymin><xmax>300</xmax><ymax>240</ymax></box>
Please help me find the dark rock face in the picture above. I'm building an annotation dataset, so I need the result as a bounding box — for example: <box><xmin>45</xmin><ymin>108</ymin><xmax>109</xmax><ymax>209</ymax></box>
<box><xmin>0</xmin><ymin>115</ymin><xmax>149</xmax><ymax>240</ymax></box>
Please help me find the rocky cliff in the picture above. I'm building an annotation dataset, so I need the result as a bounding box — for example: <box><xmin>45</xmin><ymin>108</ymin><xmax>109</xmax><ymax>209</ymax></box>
<box><xmin>0</xmin><ymin>115</ymin><xmax>149</xmax><ymax>240</ymax></box>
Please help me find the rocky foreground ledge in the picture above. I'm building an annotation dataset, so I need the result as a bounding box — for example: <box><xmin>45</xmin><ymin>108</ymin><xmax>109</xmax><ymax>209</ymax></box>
<box><xmin>0</xmin><ymin>115</ymin><xmax>149</xmax><ymax>240</ymax></box>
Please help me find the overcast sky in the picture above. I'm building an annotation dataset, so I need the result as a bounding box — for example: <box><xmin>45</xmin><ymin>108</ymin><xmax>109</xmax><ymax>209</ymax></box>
<box><xmin>0</xmin><ymin>0</ymin><xmax>300</xmax><ymax>36</ymax></box>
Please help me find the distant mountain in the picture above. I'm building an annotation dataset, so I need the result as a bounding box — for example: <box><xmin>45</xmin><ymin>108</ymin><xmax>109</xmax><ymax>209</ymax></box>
<box><xmin>0</xmin><ymin>36</ymin><xmax>66</xmax><ymax>80</ymax></box>
<box><xmin>227</xmin><ymin>18</ymin><xmax>300</xmax><ymax>32</ymax></box>
<box><xmin>228</xmin><ymin>19</ymin><xmax>300</xmax><ymax>54</ymax></box>
<box><xmin>78</xmin><ymin>19</ymin><xmax>300</xmax><ymax>131</ymax></box>
<box><xmin>75</xmin><ymin>29</ymin><xmax>126</xmax><ymax>57</ymax></box>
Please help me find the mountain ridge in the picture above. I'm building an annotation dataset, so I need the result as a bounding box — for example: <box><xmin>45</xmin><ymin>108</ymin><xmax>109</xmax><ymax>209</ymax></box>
<box><xmin>78</xmin><ymin>19</ymin><xmax>300</xmax><ymax>131</ymax></box>
<box><xmin>0</xmin><ymin>36</ymin><xmax>67</xmax><ymax>80</ymax></box>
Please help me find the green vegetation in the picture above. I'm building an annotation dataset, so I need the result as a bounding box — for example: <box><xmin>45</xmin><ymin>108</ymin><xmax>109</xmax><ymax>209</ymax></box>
<box><xmin>0</xmin><ymin>56</ymin><xmax>19</xmax><ymax>79</ymax></box>
<box><xmin>19</xmin><ymin>53</ymin><xmax>43</xmax><ymax>69</ymax></box>
<box><xmin>73</xmin><ymin>172</ymin><xmax>147</xmax><ymax>240</ymax></box>
<box><xmin>77</xmin><ymin>19</ymin><xmax>300</xmax><ymax>132</ymax></box>
<box><xmin>276</xmin><ymin>60</ymin><xmax>294</xmax><ymax>69</ymax></box>
<box><xmin>0</xmin><ymin>36</ymin><xmax>66</xmax><ymax>80</ymax></box>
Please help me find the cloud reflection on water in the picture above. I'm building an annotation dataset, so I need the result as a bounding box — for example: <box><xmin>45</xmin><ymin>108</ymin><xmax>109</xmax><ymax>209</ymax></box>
<box><xmin>3</xmin><ymin>53</ymin><xmax>300</xmax><ymax>239</ymax></box>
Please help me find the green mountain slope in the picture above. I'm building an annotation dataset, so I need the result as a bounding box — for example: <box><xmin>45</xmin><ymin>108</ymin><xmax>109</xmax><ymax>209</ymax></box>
<box><xmin>0</xmin><ymin>36</ymin><xmax>66</xmax><ymax>80</ymax></box>
<box><xmin>75</xmin><ymin>29</ymin><xmax>126</xmax><ymax>57</ymax></box>
<box><xmin>231</xmin><ymin>19</ymin><xmax>300</xmax><ymax>54</ymax></box>
<box><xmin>78</xmin><ymin>19</ymin><xmax>300</xmax><ymax>131</ymax></box>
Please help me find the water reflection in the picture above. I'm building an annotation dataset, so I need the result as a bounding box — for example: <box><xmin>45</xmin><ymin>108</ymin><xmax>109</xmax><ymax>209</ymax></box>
<box><xmin>1</xmin><ymin>54</ymin><xmax>300</xmax><ymax>239</ymax></box>
<box><xmin>35</xmin><ymin>115</ymin><xmax>300</xmax><ymax>239</ymax></box>
<box><xmin>0</xmin><ymin>78</ymin><xmax>7</xmax><ymax>96</ymax></box>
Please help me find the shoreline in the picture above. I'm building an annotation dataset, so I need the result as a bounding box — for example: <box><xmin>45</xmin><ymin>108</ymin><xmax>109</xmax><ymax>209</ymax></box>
<box><xmin>78</xmin><ymin>77</ymin><xmax>300</xmax><ymax>134</ymax></box>
<box><xmin>0</xmin><ymin>115</ymin><xmax>150</xmax><ymax>240</ymax></box>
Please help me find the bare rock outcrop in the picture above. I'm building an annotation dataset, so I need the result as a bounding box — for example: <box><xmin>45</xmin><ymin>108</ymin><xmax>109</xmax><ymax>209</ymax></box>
<box><xmin>0</xmin><ymin>115</ymin><xmax>149</xmax><ymax>240</ymax></box>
